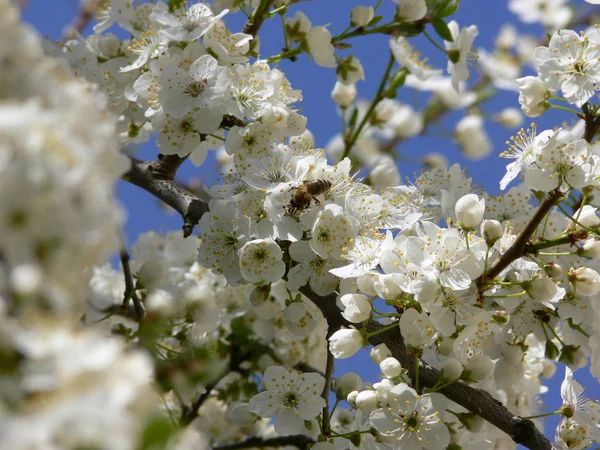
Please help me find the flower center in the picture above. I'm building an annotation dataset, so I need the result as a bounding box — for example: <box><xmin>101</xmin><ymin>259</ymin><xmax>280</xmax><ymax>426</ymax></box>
<box><xmin>184</xmin><ymin>78</ymin><xmax>208</xmax><ymax>98</ymax></box>
<box><xmin>253</xmin><ymin>247</ymin><xmax>268</xmax><ymax>262</ymax></box>
<box><xmin>283</xmin><ymin>392</ymin><xmax>298</xmax><ymax>409</ymax></box>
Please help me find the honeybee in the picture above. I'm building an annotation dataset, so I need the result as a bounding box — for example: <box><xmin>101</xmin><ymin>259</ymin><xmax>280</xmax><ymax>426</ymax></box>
<box><xmin>287</xmin><ymin>179</ymin><xmax>332</xmax><ymax>214</ymax></box>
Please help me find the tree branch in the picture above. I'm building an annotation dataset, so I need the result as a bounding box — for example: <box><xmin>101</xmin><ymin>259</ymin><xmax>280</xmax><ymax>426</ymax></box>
<box><xmin>63</xmin><ymin>0</ymin><xmax>104</xmax><ymax>41</ymax></box>
<box><xmin>242</xmin><ymin>0</ymin><xmax>275</xmax><ymax>37</ymax></box>
<box><xmin>482</xmin><ymin>189</ymin><xmax>563</xmax><ymax>283</ymax></box>
<box><xmin>119</xmin><ymin>236</ymin><xmax>145</xmax><ymax>321</ymax></box>
<box><xmin>298</xmin><ymin>286</ymin><xmax>554</xmax><ymax>450</ymax></box>
<box><xmin>212</xmin><ymin>435</ymin><xmax>314</xmax><ymax>450</ymax></box>
<box><xmin>122</xmin><ymin>156</ymin><xmax>208</xmax><ymax>238</ymax></box>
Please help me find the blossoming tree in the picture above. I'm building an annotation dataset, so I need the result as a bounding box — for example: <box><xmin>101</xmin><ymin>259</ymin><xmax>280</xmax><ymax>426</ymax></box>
<box><xmin>2</xmin><ymin>0</ymin><xmax>600</xmax><ymax>449</ymax></box>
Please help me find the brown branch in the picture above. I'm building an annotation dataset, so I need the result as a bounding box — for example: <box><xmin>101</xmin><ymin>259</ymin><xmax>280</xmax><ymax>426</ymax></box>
<box><xmin>482</xmin><ymin>109</ymin><xmax>600</xmax><ymax>286</ymax></box>
<box><xmin>119</xmin><ymin>236</ymin><xmax>145</xmax><ymax>321</ymax></box>
<box><xmin>122</xmin><ymin>156</ymin><xmax>209</xmax><ymax>238</ymax></box>
<box><xmin>242</xmin><ymin>0</ymin><xmax>275</xmax><ymax>37</ymax></box>
<box><xmin>298</xmin><ymin>285</ymin><xmax>554</xmax><ymax>450</ymax></box>
<box><xmin>482</xmin><ymin>189</ymin><xmax>563</xmax><ymax>283</ymax></box>
<box><xmin>63</xmin><ymin>0</ymin><xmax>104</xmax><ymax>41</ymax></box>
<box><xmin>149</xmin><ymin>154</ymin><xmax>189</xmax><ymax>181</ymax></box>
<box><xmin>321</xmin><ymin>348</ymin><xmax>335</xmax><ymax>436</ymax></box>
<box><xmin>212</xmin><ymin>435</ymin><xmax>314</xmax><ymax>450</ymax></box>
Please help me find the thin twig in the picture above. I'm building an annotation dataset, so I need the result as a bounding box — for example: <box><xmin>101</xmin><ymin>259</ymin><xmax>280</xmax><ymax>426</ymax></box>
<box><xmin>321</xmin><ymin>349</ymin><xmax>335</xmax><ymax>436</ymax></box>
<box><xmin>63</xmin><ymin>0</ymin><xmax>104</xmax><ymax>41</ymax></box>
<box><xmin>119</xmin><ymin>235</ymin><xmax>145</xmax><ymax>321</ymax></box>
<box><xmin>212</xmin><ymin>435</ymin><xmax>314</xmax><ymax>450</ymax></box>
<box><xmin>242</xmin><ymin>0</ymin><xmax>276</xmax><ymax>37</ymax></box>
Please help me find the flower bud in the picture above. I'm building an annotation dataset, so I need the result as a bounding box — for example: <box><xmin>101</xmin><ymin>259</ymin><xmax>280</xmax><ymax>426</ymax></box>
<box><xmin>137</xmin><ymin>258</ymin><xmax>167</xmax><ymax>290</ymax></box>
<box><xmin>581</xmin><ymin>239</ymin><xmax>600</xmax><ymax>259</ymax></box>
<box><xmin>395</xmin><ymin>0</ymin><xmax>427</xmax><ymax>22</ymax></box>
<box><xmin>525</xmin><ymin>277</ymin><xmax>559</xmax><ymax>303</ymax></box>
<box><xmin>438</xmin><ymin>338</ymin><xmax>455</xmax><ymax>356</ymax></box>
<box><xmin>568</xmin><ymin>205</ymin><xmax>600</xmax><ymax>231</ymax></box>
<box><xmin>544</xmin><ymin>262</ymin><xmax>564</xmax><ymax>281</ymax></box>
<box><xmin>357</xmin><ymin>273</ymin><xmax>378</xmax><ymax>296</ymax></box>
<box><xmin>370</xmin><ymin>343</ymin><xmax>392</xmax><ymax>365</ymax></box>
<box><xmin>441</xmin><ymin>358</ymin><xmax>463</xmax><ymax>380</ymax></box>
<box><xmin>465</xmin><ymin>354</ymin><xmax>494</xmax><ymax>381</ymax></box>
<box><xmin>502</xmin><ymin>344</ymin><xmax>524</xmax><ymax>365</ymax></box>
<box><xmin>373</xmin><ymin>274</ymin><xmax>402</xmax><ymax>300</ymax></box>
<box><xmin>457</xmin><ymin>413</ymin><xmax>487</xmax><ymax>433</ymax></box>
<box><xmin>455</xmin><ymin>116</ymin><xmax>492</xmax><ymax>160</ymax></box>
<box><xmin>329</xmin><ymin>328</ymin><xmax>363</xmax><ymax>359</ymax></box>
<box><xmin>493</xmin><ymin>107</ymin><xmax>523</xmax><ymax>128</ymax></box>
<box><xmin>10</xmin><ymin>264</ymin><xmax>43</xmax><ymax>296</ymax></box>
<box><xmin>516</xmin><ymin>76</ymin><xmax>550</xmax><ymax>117</ymax></box>
<box><xmin>421</xmin><ymin>152</ymin><xmax>448</xmax><ymax>170</ymax></box>
<box><xmin>350</xmin><ymin>5</ymin><xmax>374</xmax><ymax>27</ymax></box>
<box><xmin>380</xmin><ymin>357</ymin><xmax>402</xmax><ymax>378</ymax></box>
<box><xmin>355</xmin><ymin>390</ymin><xmax>379</xmax><ymax>413</ymax></box>
<box><xmin>481</xmin><ymin>219</ymin><xmax>503</xmax><ymax>246</ymax></box>
<box><xmin>335</xmin><ymin>373</ymin><xmax>363</xmax><ymax>399</ymax></box>
<box><xmin>568</xmin><ymin>267</ymin><xmax>600</xmax><ymax>297</ymax></box>
<box><xmin>340</xmin><ymin>293</ymin><xmax>372</xmax><ymax>323</ymax></box>
<box><xmin>347</xmin><ymin>390</ymin><xmax>359</xmax><ymax>408</ymax></box>
<box><xmin>373</xmin><ymin>99</ymin><xmax>395</xmax><ymax>123</ymax></box>
<box><xmin>455</xmin><ymin>194</ymin><xmax>485</xmax><ymax>229</ymax></box>
<box><xmin>331</xmin><ymin>81</ymin><xmax>356</xmax><ymax>108</ymax></box>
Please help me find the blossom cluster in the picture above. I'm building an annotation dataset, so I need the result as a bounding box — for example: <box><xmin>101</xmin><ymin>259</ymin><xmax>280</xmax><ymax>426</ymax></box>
<box><xmin>3</xmin><ymin>0</ymin><xmax>600</xmax><ymax>449</ymax></box>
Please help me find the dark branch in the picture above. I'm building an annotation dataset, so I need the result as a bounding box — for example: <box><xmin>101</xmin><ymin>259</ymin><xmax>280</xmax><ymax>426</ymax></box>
<box><xmin>63</xmin><ymin>0</ymin><xmax>104</xmax><ymax>41</ymax></box>
<box><xmin>242</xmin><ymin>0</ymin><xmax>275</xmax><ymax>37</ymax></box>
<box><xmin>212</xmin><ymin>435</ymin><xmax>314</xmax><ymax>450</ymax></box>
<box><xmin>298</xmin><ymin>286</ymin><xmax>554</xmax><ymax>450</ymax></box>
<box><xmin>482</xmin><ymin>189</ymin><xmax>562</xmax><ymax>283</ymax></box>
<box><xmin>119</xmin><ymin>236</ymin><xmax>145</xmax><ymax>321</ymax></box>
<box><xmin>122</xmin><ymin>156</ymin><xmax>209</xmax><ymax>238</ymax></box>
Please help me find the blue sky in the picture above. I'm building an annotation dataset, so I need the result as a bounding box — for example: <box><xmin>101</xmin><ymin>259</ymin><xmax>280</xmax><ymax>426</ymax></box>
<box><xmin>21</xmin><ymin>0</ymin><xmax>600</xmax><ymax>440</ymax></box>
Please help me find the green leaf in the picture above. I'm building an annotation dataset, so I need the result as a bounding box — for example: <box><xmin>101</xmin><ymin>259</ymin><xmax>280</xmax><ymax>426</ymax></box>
<box><xmin>431</xmin><ymin>19</ymin><xmax>453</xmax><ymax>42</ymax></box>
<box><xmin>167</xmin><ymin>0</ymin><xmax>186</xmax><ymax>12</ymax></box>
<box><xmin>367</xmin><ymin>15</ymin><xmax>384</xmax><ymax>27</ymax></box>
<box><xmin>138</xmin><ymin>417</ymin><xmax>176</xmax><ymax>450</ymax></box>
<box><xmin>437</xmin><ymin>0</ymin><xmax>461</xmax><ymax>18</ymax></box>
<box><xmin>545</xmin><ymin>340</ymin><xmax>559</xmax><ymax>360</ymax></box>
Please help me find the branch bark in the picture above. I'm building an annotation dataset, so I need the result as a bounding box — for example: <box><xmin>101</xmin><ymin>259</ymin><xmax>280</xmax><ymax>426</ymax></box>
<box><xmin>299</xmin><ymin>286</ymin><xmax>555</xmax><ymax>450</ymax></box>
<box><xmin>242</xmin><ymin>0</ymin><xmax>275</xmax><ymax>37</ymax></box>
<box><xmin>122</xmin><ymin>156</ymin><xmax>208</xmax><ymax>238</ymax></box>
<box><xmin>212</xmin><ymin>435</ymin><xmax>314</xmax><ymax>450</ymax></box>
<box><xmin>119</xmin><ymin>236</ymin><xmax>145</xmax><ymax>321</ymax></box>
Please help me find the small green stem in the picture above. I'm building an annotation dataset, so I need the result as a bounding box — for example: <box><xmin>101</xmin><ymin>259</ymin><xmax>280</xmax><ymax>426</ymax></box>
<box><xmin>414</xmin><ymin>356</ymin><xmax>420</xmax><ymax>392</ymax></box>
<box><xmin>521</xmin><ymin>411</ymin><xmax>560</xmax><ymax>420</ymax></box>
<box><xmin>549</xmin><ymin>103</ymin><xmax>582</xmax><ymax>115</ymax></box>
<box><xmin>267</xmin><ymin>46</ymin><xmax>302</xmax><ymax>64</ymax></box>
<box><xmin>538</xmin><ymin>251</ymin><xmax>573</xmax><ymax>256</ymax></box>
<box><xmin>366</xmin><ymin>322</ymin><xmax>398</xmax><ymax>338</ymax></box>
<box><xmin>423</xmin><ymin>29</ymin><xmax>449</xmax><ymax>54</ymax></box>
<box><xmin>340</xmin><ymin>53</ymin><xmax>395</xmax><ymax>160</ymax></box>
<box><xmin>485</xmin><ymin>291</ymin><xmax>527</xmax><ymax>299</ymax></box>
